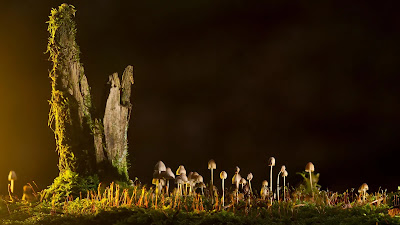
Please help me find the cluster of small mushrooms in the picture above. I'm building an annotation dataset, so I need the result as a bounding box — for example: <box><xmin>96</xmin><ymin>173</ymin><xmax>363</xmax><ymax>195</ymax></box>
<box><xmin>150</xmin><ymin>158</ymin><xmax>370</xmax><ymax>205</ymax></box>
<box><xmin>4</xmin><ymin>158</ymin><xmax>370</xmax><ymax>204</ymax></box>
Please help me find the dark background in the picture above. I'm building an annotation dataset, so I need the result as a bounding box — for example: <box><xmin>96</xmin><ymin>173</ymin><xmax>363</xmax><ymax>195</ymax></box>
<box><xmin>0</xmin><ymin>0</ymin><xmax>399</xmax><ymax>195</ymax></box>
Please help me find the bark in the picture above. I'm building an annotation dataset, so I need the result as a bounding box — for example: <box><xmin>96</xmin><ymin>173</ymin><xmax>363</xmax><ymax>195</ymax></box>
<box><xmin>103</xmin><ymin>66</ymin><xmax>134</xmax><ymax>181</ymax></box>
<box><xmin>47</xmin><ymin>4</ymin><xmax>133</xmax><ymax>181</ymax></box>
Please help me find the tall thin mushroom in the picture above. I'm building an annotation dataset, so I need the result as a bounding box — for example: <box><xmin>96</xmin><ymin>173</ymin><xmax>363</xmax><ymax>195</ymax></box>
<box><xmin>8</xmin><ymin>171</ymin><xmax>17</xmax><ymax>193</ymax></box>
<box><xmin>220</xmin><ymin>171</ymin><xmax>227</xmax><ymax>207</ymax></box>
<box><xmin>247</xmin><ymin>173</ymin><xmax>253</xmax><ymax>194</ymax></box>
<box><xmin>208</xmin><ymin>159</ymin><xmax>216</xmax><ymax>187</ymax></box>
<box><xmin>305</xmin><ymin>162</ymin><xmax>315</xmax><ymax>197</ymax></box>
<box><xmin>268</xmin><ymin>157</ymin><xmax>275</xmax><ymax>197</ymax></box>
<box><xmin>232</xmin><ymin>166</ymin><xmax>242</xmax><ymax>204</ymax></box>
<box><xmin>277</xmin><ymin>165</ymin><xmax>286</xmax><ymax>201</ymax></box>
<box><xmin>282</xmin><ymin>170</ymin><xmax>288</xmax><ymax>201</ymax></box>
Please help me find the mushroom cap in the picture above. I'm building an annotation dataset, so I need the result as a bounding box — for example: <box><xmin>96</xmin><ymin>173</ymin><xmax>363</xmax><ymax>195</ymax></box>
<box><xmin>176</xmin><ymin>165</ymin><xmax>186</xmax><ymax>175</ymax></box>
<box><xmin>240</xmin><ymin>178</ymin><xmax>247</xmax><ymax>185</ymax></box>
<box><xmin>305</xmin><ymin>162</ymin><xmax>315</xmax><ymax>172</ymax></box>
<box><xmin>154</xmin><ymin>161</ymin><xmax>166</xmax><ymax>172</ymax></box>
<box><xmin>247</xmin><ymin>173</ymin><xmax>253</xmax><ymax>181</ymax></box>
<box><xmin>359</xmin><ymin>183</ymin><xmax>369</xmax><ymax>192</ymax></box>
<box><xmin>220</xmin><ymin>171</ymin><xmax>227</xmax><ymax>179</ymax></box>
<box><xmin>268</xmin><ymin>157</ymin><xmax>276</xmax><ymax>166</ymax></box>
<box><xmin>8</xmin><ymin>171</ymin><xmax>17</xmax><ymax>181</ymax></box>
<box><xmin>232</xmin><ymin>173</ymin><xmax>242</xmax><ymax>184</ymax></box>
<box><xmin>196</xmin><ymin>175</ymin><xmax>203</xmax><ymax>183</ymax></box>
<box><xmin>262</xmin><ymin>180</ymin><xmax>268</xmax><ymax>187</ymax></box>
<box><xmin>282</xmin><ymin>170</ymin><xmax>288</xmax><ymax>177</ymax></box>
<box><xmin>235</xmin><ymin>166</ymin><xmax>240</xmax><ymax>173</ymax></box>
<box><xmin>175</xmin><ymin>176</ymin><xmax>183</xmax><ymax>184</ymax></box>
<box><xmin>181</xmin><ymin>173</ymin><xmax>188</xmax><ymax>182</ymax></box>
<box><xmin>208</xmin><ymin>159</ymin><xmax>216</xmax><ymax>170</ymax></box>
<box><xmin>187</xmin><ymin>172</ymin><xmax>194</xmax><ymax>180</ymax></box>
<box><xmin>280</xmin><ymin>165</ymin><xmax>286</xmax><ymax>173</ymax></box>
<box><xmin>161</xmin><ymin>167</ymin><xmax>175</xmax><ymax>179</ymax></box>
<box><xmin>23</xmin><ymin>185</ymin><xmax>33</xmax><ymax>194</ymax></box>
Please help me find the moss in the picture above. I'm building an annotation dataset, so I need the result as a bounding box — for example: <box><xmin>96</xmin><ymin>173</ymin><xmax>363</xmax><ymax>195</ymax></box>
<box><xmin>42</xmin><ymin>170</ymin><xmax>99</xmax><ymax>203</ymax></box>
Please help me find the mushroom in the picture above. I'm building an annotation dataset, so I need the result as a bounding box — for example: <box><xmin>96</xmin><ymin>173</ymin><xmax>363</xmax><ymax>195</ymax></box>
<box><xmin>268</xmin><ymin>157</ymin><xmax>275</xmax><ymax>194</ymax></box>
<box><xmin>196</xmin><ymin>174</ymin><xmax>204</xmax><ymax>194</ymax></box>
<box><xmin>240</xmin><ymin>178</ymin><xmax>247</xmax><ymax>189</ymax></box>
<box><xmin>208</xmin><ymin>159</ymin><xmax>217</xmax><ymax>187</ymax></box>
<box><xmin>358</xmin><ymin>183</ymin><xmax>369</xmax><ymax>203</ymax></box>
<box><xmin>232</xmin><ymin>166</ymin><xmax>242</xmax><ymax>203</ymax></box>
<box><xmin>181</xmin><ymin>173</ymin><xmax>188</xmax><ymax>195</ymax></box>
<box><xmin>188</xmin><ymin>172</ymin><xmax>198</xmax><ymax>195</ymax></box>
<box><xmin>153</xmin><ymin>161</ymin><xmax>166</xmax><ymax>206</ymax></box>
<box><xmin>305</xmin><ymin>162</ymin><xmax>315</xmax><ymax>195</ymax></box>
<box><xmin>260</xmin><ymin>180</ymin><xmax>269</xmax><ymax>200</ymax></box>
<box><xmin>220</xmin><ymin>171</ymin><xmax>227</xmax><ymax>207</ymax></box>
<box><xmin>8</xmin><ymin>171</ymin><xmax>17</xmax><ymax>193</ymax></box>
<box><xmin>276</xmin><ymin>165</ymin><xmax>286</xmax><ymax>201</ymax></box>
<box><xmin>22</xmin><ymin>184</ymin><xmax>35</xmax><ymax>202</ymax></box>
<box><xmin>175</xmin><ymin>176</ymin><xmax>183</xmax><ymax>196</ymax></box>
<box><xmin>161</xmin><ymin>167</ymin><xmax>175</xmax><ymax>195</ymax></box>
<box><xmin>247</xmin><ymin>173</ymin><xmax>253</xmax><ymax>194</ymax></box>
<box><xmin>282</xmin><ymin>170</ymin><xmax>288</xmax><ymax>201</ymax></box>
<box><xmin>154</xmin><ymin>161</ymin><xmax>167</xmax><ymax>172</ymax></box>
<box><xmin>197</xmin><ymin>182</ymin><xmax>206</xmax><ymax>195</ymax></box>
<box><xmin>176</xmin><ymin>165</ymin><xmax>187</xmax><ymax>176</ymax></box>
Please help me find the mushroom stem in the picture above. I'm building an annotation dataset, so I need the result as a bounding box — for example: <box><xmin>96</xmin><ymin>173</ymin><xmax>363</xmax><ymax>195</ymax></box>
<box><xmin>363</xmin><ymin>190</ymin><xmax>366</xmax><ymax>202</ymax></box>
<box><xmin>155</xmin><ymin>179</ymin><xmax>159</xmax><ymax>208</ymax></box>
<box><xmin>283</xmin><ymin>176</ymin><xmax>286</xmax><ymax>201</ymax></box>
<box><xmin>236</xmin><ymin>182</ymin><xmax>239</xmax><ymax>204</ymax></box>
<box><xmin>8</xmin><ymin>184</ymin><xmax>13</xmax><ymax>202</ymax></box>
<box><xmin>270</xmin><ymin>165</ymin><xmax>273</xmax><ymax>200</ymax></box>
<box><xmin>166</xmin><ymin>180</ymin><xmax>170</xmax><ymax>196</ymax></box>
<box><xmin>10</xmin><ymin>180</ymin><xmax>14</xmax><ymax>193</ymax></box>
<box><xmin>222</xmin><ymin>179</ymin><xmax>225</xmax><ymax>207</ymax></box>
<box><xmin>249</xmin><ymin>180</ymin><xmax>252</xmax><ymax>194</ymax></box>
<box><xmin>211</xmin><ymin>168</ymin><xmax>214</xmax><ymax>187</ymax></box>
<box><xmin>309</xmin><ymin>171</ymin><xmax>313</xmax><ymax>197</ymax></box>
<box><xmin>277</xmin><ymin>171</ymin><xmax>281</xmax><ymax>201</ymax></box>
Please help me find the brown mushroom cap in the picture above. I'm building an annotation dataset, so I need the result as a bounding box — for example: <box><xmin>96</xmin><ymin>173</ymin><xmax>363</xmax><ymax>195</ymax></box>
<box><xmin>220</xmin><ymin>171</ymin><xmax>227</xmax><ymax>179</ymax></box>
<box><xmin>196</xmin><ymin>175</ymin><xmax>203</xmax><ymax>183</ymax></box>
<box><xmin>181</xmin><ymin>173</ymin><xmax>188</xmax><ymax>182</ymax></box>
<box><xmin>235</xmin><ymin>166</ymin><xmax>240</xmax><ymax>173</ymax></box>
<box><xmin>268</xmin><ymin>157</ymin><xmax>276</xmax><ymax>166</ymax></box>
<box><xmin>282</xmin><ymin>170</ymin><xmax>288</xmax><ymax>177</ymax></box>
<box><xmin>247</xmin><ymin>173</ymin><xmax>253</xmax><ymax>181</ymax></box>
<box><xmin>8</xmin><ymin>171</ymin><xmax>17</xmax><ymax>181</ymax></box>
<box><xmin>232</xmin><ymin>173</ymin><xmax>242</xmax><ymax>185</ymax></box>
<box><xmin>280</xmin><ymin>165</ymin><xmax>286</xmax><ymax>173</ymax></box>
<box><xmin>176</xmin><ymin>165</ymin><xmax>187</xmax><ymax>176</ymax></box>
<box><xmin>262</xmin><ymin>180</ymin><xmax>268</xmax><ymax>187</ymax></box>
<box><xmin>154</xmin><ymin>161</ymin><xmax>166</xmax><ymax>172</ymax></box>
<box><xmin>175</xmin><ymin>176</ymin><xmax>183</xmax><ymax>184</ymax></box>
<box><xmin>161</xmin><ymin>167</ymin><xmax>175</xmax><ymax>179</ymax></box>
<box><xmin>240</xmin><ymin>178</ymin><xmax>247</xmax><ymax>185</ymax></box>
<box><xmin>208</xmin><ymin>159</ymin><xmax>216</xmax><ymax>170</ymax></box>
<box><xmin>305</xmin><ymin>162</ymin><xmax>315</xmax><ymax>172</ymax></box>
<box><xmin>358</xmin><ymin>183</ymin><xmax>369</xmax><ymax>192</ymax></box>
